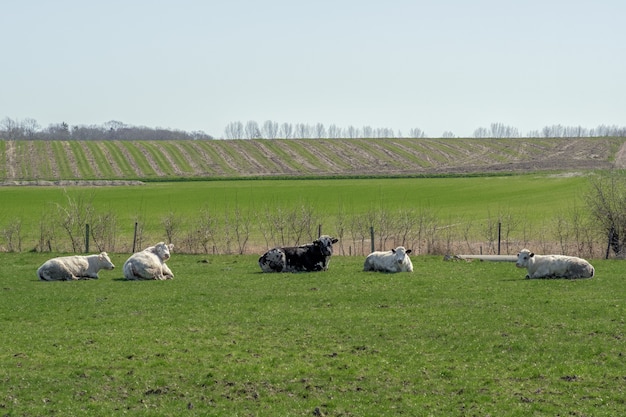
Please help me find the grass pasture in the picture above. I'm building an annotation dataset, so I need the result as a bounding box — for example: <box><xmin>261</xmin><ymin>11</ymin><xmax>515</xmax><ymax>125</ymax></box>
<box><xmin>0</xmin><ymin>252</ymin><xmax>624</xmax><ymax>416</ymax></box>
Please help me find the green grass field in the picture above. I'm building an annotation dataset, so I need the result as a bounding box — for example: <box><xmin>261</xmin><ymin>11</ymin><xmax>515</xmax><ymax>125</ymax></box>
<box><xmin>0</xmin><ymin>252</ymin><xmax>623</xmax><ymax>416</ymax></box>
<box><xmin>0</xmin><ymin>174</ymin><xmax>594</xmax><ymax>254</ymax></box>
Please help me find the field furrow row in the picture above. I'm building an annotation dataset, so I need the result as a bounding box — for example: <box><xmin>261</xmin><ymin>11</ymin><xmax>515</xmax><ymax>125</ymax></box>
<box><xmin>0</xmin><ymin>137</ymin><xmax>624</xmax><ymax>181</ymax></box>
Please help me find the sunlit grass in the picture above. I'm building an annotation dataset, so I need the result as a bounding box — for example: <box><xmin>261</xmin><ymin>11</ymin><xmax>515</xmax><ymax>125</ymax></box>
<box><xmin>0</xmin><ymin>252</ymin><xmax>623</xmax><ymax>416</ymax></box>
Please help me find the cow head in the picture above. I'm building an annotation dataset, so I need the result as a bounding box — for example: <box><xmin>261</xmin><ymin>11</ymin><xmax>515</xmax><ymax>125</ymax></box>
<box><xmin>98</xmin><ymin>252</ymin><xmax>115</xmax><ymax>270</ymax></box>
<box><xmin>153</xmin><ymin>242</ymin><xmax>174</xmax><ymax>262</ymax></box>
<box><xmin>314</xmin><ymin>235</ymin><xmax>338</xmax><ymax>256</ymax></box>
<box><xmin>390</xmin><ymin>247</ymin><xmax>411</xmax><ymax>265</ymax></box>
<box><xmin>516</xmin><ymin>249</ymin><xmax>534</xmax><ymax>268</ymax></box>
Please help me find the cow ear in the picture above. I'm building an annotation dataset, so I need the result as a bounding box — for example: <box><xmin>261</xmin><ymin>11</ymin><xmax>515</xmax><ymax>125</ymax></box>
<box><xmin>391</xmin><ymin>248</ymin><xmax>396</xmax><ymax>253</ymax></box>
<box><xmin>406</xmin><ymin>249</ymin><xmax>412</xmax><ymax>254</ymax></box>
<box><xmin>169</xmin><ymin>244</ymin><xmax>174</xmax><ymax>250</ymax></box>
<box><xmin>331</xmin><ymin>238</ymin><xmax>338</xmax><ymax>244</ymax></box>
<box><xmin>530</xmin><ymin>252</ymin><xmax>534</xmax><ymax>257</ymax></box>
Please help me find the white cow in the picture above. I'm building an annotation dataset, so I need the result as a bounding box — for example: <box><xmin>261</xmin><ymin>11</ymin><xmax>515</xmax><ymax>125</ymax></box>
<box><xmin>123</xmin><ymin>242</ymin><xmax>175</xmax><ymax>280</ymax></box>
<box><xmin>364</xmin><ymin>246</ymin><xmax>414</xmax><ymax>273</ymax></box>
<box><xmin>37</xmin><ymin>252</ymin><xmax>115</xmax><ymax>281</ymax></box>
<box><xmin>515</xmin><ymin>248</ymin><xmax>594</xmax><ymax>279</ymax></box>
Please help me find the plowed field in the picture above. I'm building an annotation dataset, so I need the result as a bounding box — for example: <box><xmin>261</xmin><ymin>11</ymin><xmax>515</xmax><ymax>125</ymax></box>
<box><xmin>1</xmin><ymin>137</ymin><xmax>625</xmax><ymax>183</ymax></box>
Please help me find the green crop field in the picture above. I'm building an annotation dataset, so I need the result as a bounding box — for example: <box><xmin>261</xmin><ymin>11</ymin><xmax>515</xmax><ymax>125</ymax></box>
<box><xmin>0</xmin><ymin>174</ymin><xmax>598</xmax><ymax>255</ymax></box>
<box><xmin>0</xmin><ymin>252</ymin><xmax>624</xmax><ymax>416</ymax></box>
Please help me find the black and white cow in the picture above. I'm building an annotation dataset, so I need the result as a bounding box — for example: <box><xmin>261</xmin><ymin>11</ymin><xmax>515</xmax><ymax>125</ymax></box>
<box><xmin>259</xmin><ymin>235</ymin><xmax>339</xmax><ymax>273</ymax></box>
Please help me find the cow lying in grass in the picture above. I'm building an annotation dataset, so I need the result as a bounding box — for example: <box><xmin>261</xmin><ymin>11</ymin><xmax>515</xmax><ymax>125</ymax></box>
<box><xmin>123</xmin><ymin>242</ymin><xmax>175</xmax><ymax>280</ymax></box>
<box><xmin>37</xmin><ymin>252</ymin><xmax>115</xmax><ymax>281</ymax></box>
<box><xmin>364</xmin><ymin>246</ymin><xmax>413</xmax><ymax>273</ymax></box>
<box><xmin>259</xmin><ymin>235</ymin><xmax>338</xmax><ymax>273</ymax></box>
<box><xmin>515</xmin><ymin>248</ymin><xmax>594</xmax><ymax>279</ymax></box>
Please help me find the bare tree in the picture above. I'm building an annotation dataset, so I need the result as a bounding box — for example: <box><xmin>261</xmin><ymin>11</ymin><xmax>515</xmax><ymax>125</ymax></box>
<box><xmin>224</xmin><ymin>121</ymin><xmax>244</xmax><ymax>139</ymax></box>
<box><xmin>233</xmin><ymin>204</ymin><xmax>252</xmax><ymax>254</ymax></box>
<box><xmin>45</xmin><ymin>122</ymin><xmax>71</xmax><ymax>140</ymax></box>
<box><xmin>327</xmin><ymin>124</ymin><xmax>341</xmax><ymax>139</ymax></box>
<box><xmin>22</xmin><ymin>118</ymin><xmax>41</xmax><ymax>138</ymax></box>
<box><xmin>90</xmin><ymin>210</ymin><xmax>118</xmax><ymax>252</ymax></box>
<box><xmin>490</xmin><ymin>123</ymin><xmax>520</xmax><ymax>138</ymax></box>
<box><xmin>38</xmin><ymin>214</ymin><xmax>56</xmax><ymax>252</ymax></box>
<box><xmin>294</xmin><ymin>123</ymin><xmax>311</xmax><ymax>139</ymax></box>
<box><xmin>375</xmin><ymin>127</ymin><xmax>395</xmax><ymax>138</ymax></box>
<box><xmin>196</xmin><ymin>206</ymin><xmax>218</xmax><ymax>254</ymax></box>
<box><xmin>314</xmin><ymin>123</ymin><xmax>326</xmax><ymax>139</ymax></box>
<box><xmin>287</xmin><ymin>202</ymin><xmax>317</xmax><ymax>244</ymax></box>
<box><xmin>161</xmin><ymin>211</ymin><xmax>181</xmax><ymax>244</ymax></box>
<box><xmin>346</xmin><ymin>125</ymin><xmax>359</xmax><ymax>139</ymax></box>
<box><xmin>585</xmin><ymin>171</ymin><xmax>626</xmax><ymax>256</ymax></box>
<box><xmin>279</xmin><ymin>123</ymin><xmax>293</xmax><ymax>139</ymax></box>
<box><xmin>473</xmin><ymin>127</ymin><xmax>490</xmax><ymax>138</ymax></box>
<box><xmin>0</xmin><ymin>117</ymin><xmax>21</xmax><ymax>140</ymax></box>
<box><xmin>55</xmin><ymin>191</ymin><xmax>94</xmax><ymax>252</ymax></box>
<box><xmin>262</xmin><ymin>120</ymin><xmax>279</xmax><ymax>139</ymax></box>
<box><xmin>408</xmin><ymin>128</ymin><xmax>426</xmax><ymax>138</ymax></box>
<box><xmin>1</xmin><ymin>218</ymin><xmax>22</xmax><ymax>252</ymax></box>
<box><xmin>245</xmin><ymin>120</ymin><xmax>262</xmax><ymax>139</ymax></box>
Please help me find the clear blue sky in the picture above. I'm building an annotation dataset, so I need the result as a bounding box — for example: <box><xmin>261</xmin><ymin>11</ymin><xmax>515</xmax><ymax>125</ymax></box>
<box><xmin>2</xmin><ymin>0</ymin><xmax>624</xmax><ymax>138</ymax></box>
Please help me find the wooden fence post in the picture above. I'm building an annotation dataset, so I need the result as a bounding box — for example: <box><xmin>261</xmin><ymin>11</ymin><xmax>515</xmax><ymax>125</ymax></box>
<box><xmin>85</xmin><ymin>224</ymin><xmax>90</xmax><ymax>253</ymax></box>
<box><xmin>132</xmin><ymin>222</ymin><xmax>138</xmax><ymax>253</ymax></box>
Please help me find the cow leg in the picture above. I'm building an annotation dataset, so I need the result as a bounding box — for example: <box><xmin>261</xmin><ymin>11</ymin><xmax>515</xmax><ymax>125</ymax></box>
<box><xmin>162</xmin><ymin>264</ymin><xmax>174</xmax><ymax>279</ymax></box>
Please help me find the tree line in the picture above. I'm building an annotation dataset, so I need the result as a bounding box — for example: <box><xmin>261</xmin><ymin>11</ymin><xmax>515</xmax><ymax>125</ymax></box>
<box><xmin>2</xmin><ymin>117</ymin><xmax>625</xmax><ymax>141</ymax></box>
<box><xmin>225</xmin><ymin>120</ymin><xmax>626</xmax><ymax>140</ymax></box>
<box><xmin>0</xmin><ymin>118</ymin><xmax>213</xmax><ymax>141</ymax></box>
<box><xmin>222</xmin><ymin>120</ymin><xmax>423</xmax><ymax>139</ymax></box>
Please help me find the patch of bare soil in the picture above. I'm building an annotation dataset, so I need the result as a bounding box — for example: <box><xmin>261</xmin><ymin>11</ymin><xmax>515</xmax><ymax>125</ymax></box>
<box><xmin>5</xmin><ymin>140</ymin><xmax>16</xmax><ymax>179</ymax></box>
<box><xmin>187</xmin><ymin>142</ymin><xmax>226</xmax><ymax>175</ymax></box>
<box><xmin>614</xmin><ymin>141</ymin><xmax>626</xmax><ymax>169</ymax></box>
<box><xmin>112</xmin><ymin>141</ymin><xmax>143</xmax><ymax>177</ymax></box>
<box><xmin>62</xmin><ymin>141</ymin><xmax>81</xmax><ymax>178</ymax></box>
<box><xmin>97</xmin><ymin>142</ymin><xmax>124</xmax><ymax>177</ymax></box>
<box><xmin>253</xmin><ymin>140</ymin><xmax>303</xmax><ymax>174</ymax></box>
<box><xmin>323</xmin><ymin>140</ymin><xmax>378</xmax><ymax>170</ymax></box>
<box><xmin>134</xmin><ymin>143</ymin><xmax>166</xmax><ymax>176</ymax></box>
<box><xmin>290</xmin><ymin>140</ymin><xmax>344</xmax><ymax>174</ymax></box>
<box><xmin>44</xmin><ymin>141</ymin><xmax>60</xmax><ymax>178</ymax></box>
<box><xmin>0</xmin><ymin>180</ymin><xmax>144</xmax><ymax>186</ymax></box>
<box><xmin>78</xmin><ymin>142</ymin><xmax>102</xmax><ymax>178</ymax></box>
<box><xmin>211</xmin><ymin>141</ymin><xmax>242</xmax><ymax>174</ymax></box>
<box><xmin>228</xmin><ymin>141</ymin><xmax>269</xmax><ymax>173</ymax></box>
<box><xmin>171</xmin><ymin>142</ymin><xmax>201</xmax><ymax>174</ymax></box>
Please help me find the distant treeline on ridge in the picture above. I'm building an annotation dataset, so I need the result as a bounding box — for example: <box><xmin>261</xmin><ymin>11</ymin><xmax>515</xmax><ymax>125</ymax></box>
<box><xmin>2</xmin><ymin>117</ymin><xmax>626</xmax><ymax>141</ymax></box>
